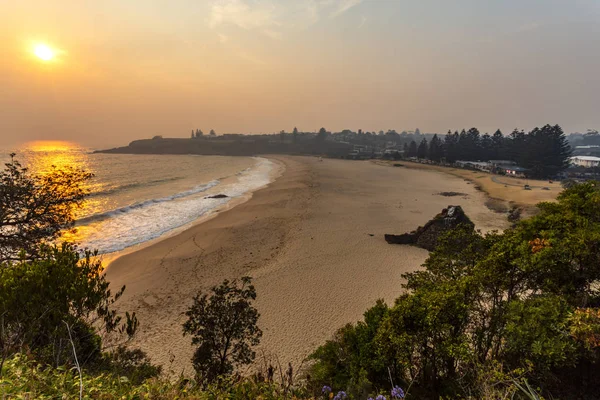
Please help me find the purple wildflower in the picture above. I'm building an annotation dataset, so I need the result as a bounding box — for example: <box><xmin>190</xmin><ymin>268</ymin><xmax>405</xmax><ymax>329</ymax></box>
<box><xmin>333</xmin><ymin>391</ymin><xmax>348</xmax><ymax>400</ymax></box>
<box><xmin>391</xmin><ymin>386</ymin><xmax>405</xmax><ymax>399</ymax></box>
<box><xmin>376</xmin><ymin>395</ymin><xmax>387</xmax><ymax>400</ymax></box>
<box><xmin>322</xmin><ymin>385</ymin><xmax>332</xmax><ymax>395</ymax></box>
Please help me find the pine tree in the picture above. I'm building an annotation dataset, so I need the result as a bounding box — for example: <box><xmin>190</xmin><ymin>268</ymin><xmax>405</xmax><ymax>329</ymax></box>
<box><xmin>408</xmin><ymin>140</ymin><xmax>418</xmax><ymax>157</ymax></box>
<box><xmin>210</xmin><ymin>129</ymin><xmax>216</xmax><ymax>136</ymax></box>
<box><xmin>444</xmin><ymin>131</ymin><xmax>459</xmax><ymax>163</ymax></box>
<box><xmin>524</xmin><ymin>125</ymin><xmax>572</xmax><ymax>178</ymax></box>
<box><xmin>293</xmin><ymin>127</ymin><xmax>299</xmax><ymax>143</ymax></box>
<box><xmin>466</xmin><ymin>128</ymin><xmax>481</xmax><ymax>160</ymax></box>
<box><xmin>316</xmin><ymin>127</ymin><xmax>327</xmax><ymax>142</ymax></box>
<box><xmin>492</xmin><ymin>129</ymin><xmax>504</xmax><ymax>160</ymax></box>
<box><xmin>458</xmin><ymin>129</ymin><xmax>469</xmax><ymax>160</ymax></box>
<box><xmin>191</xmin><ymin>130</ymin><xmax>195</xmax><ymax>139</ymax></box>
<box><xmin>417</xmin><ymin>138</ymin><xmax>428</xmax><ymax>159</ymax></box>
<box><xmin>508</xmin><ymin>129</ymin><xmax>527</xmax><ymax>165</ymax></box>
<box><xmin>480</xmin><ymin>133</ymin><xmax>493</xmax><ymax>161</ymax></box>
<box><xmin>428</xmin><ymin>134</ymin><xmax>443</xmax><ymax>162</ymax></box>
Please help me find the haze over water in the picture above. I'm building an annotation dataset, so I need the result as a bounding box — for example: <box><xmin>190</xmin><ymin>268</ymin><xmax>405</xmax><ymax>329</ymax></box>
<box><xmin>3</xmin><ymin>142</ymin><xmax>274</xmax><ymax>255</ymax></box>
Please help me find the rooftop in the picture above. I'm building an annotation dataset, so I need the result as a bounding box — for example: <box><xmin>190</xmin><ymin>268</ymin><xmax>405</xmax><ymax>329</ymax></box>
<box><xmin>571</xmin><ymin>156</ymin><xmax>600</xmax><ymax>161</ymax></box>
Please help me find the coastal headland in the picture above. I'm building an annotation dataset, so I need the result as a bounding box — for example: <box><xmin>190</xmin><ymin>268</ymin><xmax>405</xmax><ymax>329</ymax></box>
<box><xmin>106</xmin><ymin>156</ymin><xmax>512</xmax><ymax>375</ymax></box>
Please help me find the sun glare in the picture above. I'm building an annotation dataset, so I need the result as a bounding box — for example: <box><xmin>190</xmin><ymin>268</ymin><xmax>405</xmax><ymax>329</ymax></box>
<box><xmin>34</xmin><ymin>44</ymin><xmax>55</xmax><ymax>61</ymax></box>
<box><xmin>25</xmin><ymin>140</ymin><xmax>78</xmax><ymax>152</ymax></box>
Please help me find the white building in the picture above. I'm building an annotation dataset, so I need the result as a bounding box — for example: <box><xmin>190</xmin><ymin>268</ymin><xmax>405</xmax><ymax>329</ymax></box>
<box><xmin>570</xmin><ymin>156</ymin><xmax>600</xmax><ymax>168</ymax></box>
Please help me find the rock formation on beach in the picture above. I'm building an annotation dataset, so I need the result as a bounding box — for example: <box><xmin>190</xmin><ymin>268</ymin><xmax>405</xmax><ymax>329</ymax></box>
<box><xmin>385</xmin><ymin>205</ymin><xmax>474</xmax><ymax>251</ymax></box>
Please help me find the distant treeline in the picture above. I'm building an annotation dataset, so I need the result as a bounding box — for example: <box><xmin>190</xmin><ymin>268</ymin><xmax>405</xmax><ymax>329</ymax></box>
<box><xmin>103</xmin><ymin>124</ymin><xmax>572</xmax><ymax>178</ymax></box>
<box><xmin>402</xmin><ymin>125</ymin><xmax>571</xmax><ymax>179</ymax></box>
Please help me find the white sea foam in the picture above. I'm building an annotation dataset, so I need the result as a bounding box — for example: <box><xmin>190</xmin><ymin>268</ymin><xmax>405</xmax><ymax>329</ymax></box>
<box><xmin>79</xmin><ymin>157</ymin><xmax>274</xmax><ymax>254</ymax></box>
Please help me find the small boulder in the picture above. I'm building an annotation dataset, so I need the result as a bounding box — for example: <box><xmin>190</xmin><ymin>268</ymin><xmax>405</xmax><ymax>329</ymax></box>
<box><xmin>205</xmin><ymin>194</ymin><xmax>228</xmax><ymax>199</ymax></box>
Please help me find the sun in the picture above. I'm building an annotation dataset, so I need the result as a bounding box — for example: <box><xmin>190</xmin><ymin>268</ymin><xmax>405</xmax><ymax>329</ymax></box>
<box><xmin>34</xmin><ymin>44</ymin><xmax>55</xmax><ymax>61</ymax></box>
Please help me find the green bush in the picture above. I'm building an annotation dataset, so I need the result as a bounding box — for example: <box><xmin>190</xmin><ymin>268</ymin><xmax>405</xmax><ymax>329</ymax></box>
<box><xmin>0</xmin><ymin>244</ymin><xmax>138</xmax><ymax>369</ymax></box>
<box><xmin>309</xmin><ymin>182</ymin><xmax>600</xmax><ymax>399</ymax></box>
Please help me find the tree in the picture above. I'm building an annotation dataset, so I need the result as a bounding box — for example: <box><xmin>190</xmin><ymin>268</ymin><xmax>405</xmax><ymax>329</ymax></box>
<box><xmin>507</xmin><ymin>128</ymin><xmax>526</xmax><ymax>165</ymax></box>
<box><xmin>0</xmin><ymin>155</ymin><xmax>93</xmax><ymax>263</ymax></box>
<box><xmin>408</xmin><ymin>140</ymin><xmax>418</xmax><ymax>158</ymax></box>
<box><xmin>523</xmin><ymin>124</ymin><xmax>572</xmax><ymax>178</ymax></box>
<box><xmin>183</xmin><ymin>277</ymin><xmax>262</xmax><ymax>384</ymax></box>
<box><xmin>480</xmin><ymin>133</ymin><xmax>493</xmax><ymax>161</ymax></box>
<box><xmin>191</xmin><ymin>130</ymin><xmax>195</xmax><ymax>139</ymax></box>
<box><xmin>209</xmin><ymin>129</ymin><xmax>216</xmax><ymax>137</ymax></box>
<box><xmin>444</xmin><ymin>130</ymin><xmax>459</xmax><ymax>163</ymax></box>
<box><xmin>456</xmin><ymin>128</ymin><xmax>481</xmax><ymax>161</ymax></box>
<box><xmin>316</xmin><ymin>127</ymin><xmax>328</xmax><ymax>143</ymax></box>
<box><xmin>279</xmin><ymin>130</ymin><xmax>286</xmax><ymax>142</ymax></box>
<box><xmin>428</xmin><ymin>134</ymin><xmax>443</xmax><ymax>162</ymax></box>
<box><xmin>491</xmin><ymin>129</ymin><xmax>504</xmax><ymax>159</ymax></box>
<box><xmin>293</xmin><ymin>127</ymin><xmax>299</xmax><ymax>143</ymax></box>
<box><xmin>417</xmin><ymin>138</ymin><xmax>428</xmax><ymax>159</ymax></box>
<box><xmin>197</xmin><ymin>129</ymin><xmax>204</xmax><ymax>137</ymax></box>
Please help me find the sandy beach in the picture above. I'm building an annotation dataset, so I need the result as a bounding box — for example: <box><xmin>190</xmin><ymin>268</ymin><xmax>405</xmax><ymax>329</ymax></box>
<box><xmin>106</xmin><ymin>156</ymin><xmax>510</xmax><ymax>376</ymax></box>
<box><xmin>378</xmin><ymin>160</ymin><xmax>562</xmax><ymax>214</ymax></box>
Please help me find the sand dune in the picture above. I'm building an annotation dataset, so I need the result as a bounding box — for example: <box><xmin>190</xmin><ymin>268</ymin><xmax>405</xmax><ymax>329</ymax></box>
<box><xmin>106</xmin><ymin>156</ymin><xmax>509</xmax><ymax>376</ymax></box>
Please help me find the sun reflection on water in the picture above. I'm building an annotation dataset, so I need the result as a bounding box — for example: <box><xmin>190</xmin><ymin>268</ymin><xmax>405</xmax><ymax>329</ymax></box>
<box><xmin>22</xmin><ymin>141</ymin><xmax>86</xmax><ymax>174</ymax></box>
<box><xmin>18</xmin><ymin>141</ymin><xmax>109</xmax><ymax>247</ymax></box>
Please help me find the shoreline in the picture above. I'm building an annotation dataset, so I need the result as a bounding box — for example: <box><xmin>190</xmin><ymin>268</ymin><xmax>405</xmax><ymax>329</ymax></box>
<box><xmin>374</xmin><ymin>159</ymin><xmax>561</xmax><ymax>218</ymax></box>
<box><xmin>101</xmin><ymin>157</ymin><xmax>285</xmax><ymax>268</ymax></box>
<box><xmin>106</xmin><ymin>156</ymin><xmax>509</xmax><ymax>375</ymax></box>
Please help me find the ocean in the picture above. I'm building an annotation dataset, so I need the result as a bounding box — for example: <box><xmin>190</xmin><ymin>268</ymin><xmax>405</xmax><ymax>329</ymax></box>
<box><xmin>2</xmin><ymin>142</ymin><xmax>275</xmax><ymax>255</ymax></box>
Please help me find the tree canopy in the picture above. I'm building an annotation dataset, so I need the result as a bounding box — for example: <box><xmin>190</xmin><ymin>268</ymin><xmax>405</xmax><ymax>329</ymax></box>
<box><xmin>0</xmin><ymin>154</ymin><xmax>93</xmax><ymax>263</ymax></box>
<box><xmin>183</xmin><ymin>276</ymin><xmax>262</xmax><ymax>384</ymax></box>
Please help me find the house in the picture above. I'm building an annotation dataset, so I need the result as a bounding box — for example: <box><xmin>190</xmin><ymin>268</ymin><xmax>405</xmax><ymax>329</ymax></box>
<box><xmin>504</xmin><ymin>166</ymin><xmax>528</xmax><ymax>177</ymax></box>
<box><xmin>455</xmin><ymin>160</ymin><xmax>492</xmax><ymax>172</ymax></box>
<box><xmin>570</xmin><ymin>156</ymin><xmax>600</xmax><ymax>168</ymax></box>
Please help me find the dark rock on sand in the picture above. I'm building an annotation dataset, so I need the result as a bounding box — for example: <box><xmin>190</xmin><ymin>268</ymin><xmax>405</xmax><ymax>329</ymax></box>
<box><xmin>437</xmin><ymin>191</ymin><xmax>467</xmax><ymax>197</ymax></box>
<box><xmin>385</xmin><ymin>205</ymin><xmax>474</xmax><ymax>251</ymax></box>
<box><xmin>205</xmin><ymin>194</ymin><xmax>229</xmax><ymax>199</ymax></box>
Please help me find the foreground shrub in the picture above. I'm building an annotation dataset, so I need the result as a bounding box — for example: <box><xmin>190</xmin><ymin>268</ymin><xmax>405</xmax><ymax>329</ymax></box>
<box><xmin>0</xmin><ymin>244</ymin><xmax>138</xmax><ymax>369</ymax></box>
<box><xmin>183</xmin><ymin>276</ymin><xmax>262</xmax><ymax>385</ymax></box>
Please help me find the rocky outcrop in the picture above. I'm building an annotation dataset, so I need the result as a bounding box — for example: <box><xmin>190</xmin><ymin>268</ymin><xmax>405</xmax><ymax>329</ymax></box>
<box><xmin>385</xmin><ymin>205</ymin><xmax>474</xmax><ymax>251</ymax></box>
<box><xmin>205</xmin><ymin>194</ymin><xmax>229</xmax><ymax>199</ymax></box>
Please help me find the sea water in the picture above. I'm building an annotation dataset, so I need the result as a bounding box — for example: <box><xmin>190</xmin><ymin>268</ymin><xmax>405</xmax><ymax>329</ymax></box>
<box><xmin>2</xmin><ymin>142</ymin><xmax>274</xmax><ymax>255</ymax></box>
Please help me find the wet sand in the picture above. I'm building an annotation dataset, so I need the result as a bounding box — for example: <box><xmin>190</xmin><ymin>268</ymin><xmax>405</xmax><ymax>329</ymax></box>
<box><xmin>106</xmin><ymin>156</ymin><xmax>508</xmax><ymax>375</ymax></box>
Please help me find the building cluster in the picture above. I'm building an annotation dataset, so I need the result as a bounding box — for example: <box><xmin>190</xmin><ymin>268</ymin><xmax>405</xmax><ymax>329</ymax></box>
<box><xmin>453</xmin><ymin>160</ymin><xmax>529</xmax><ymax>177</ymax></box>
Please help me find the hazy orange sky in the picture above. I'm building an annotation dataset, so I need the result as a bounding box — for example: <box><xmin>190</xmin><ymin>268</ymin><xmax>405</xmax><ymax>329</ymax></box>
<box><xmin>1</xmin><ymin>0</ymin><xmax>599</xmax><ymax>148</ymax></box>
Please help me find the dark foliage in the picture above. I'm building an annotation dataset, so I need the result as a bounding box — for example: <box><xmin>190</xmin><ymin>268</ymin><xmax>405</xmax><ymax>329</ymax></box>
<box><xmin>0</xmin><ymin>244</ymin><xmax>138</xmax><ymax>369</ymax></box>
<box><xmin>183</xmin><ymin>276</ymin><xmax>262</xmax><ymax>384</ymax></box>
<box><xmin>0</xmin><ymin>154</ymin><xmax>93</xmax><ymax>263</ymax></box>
